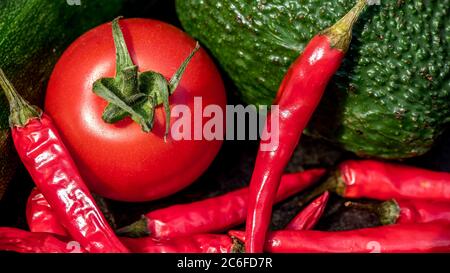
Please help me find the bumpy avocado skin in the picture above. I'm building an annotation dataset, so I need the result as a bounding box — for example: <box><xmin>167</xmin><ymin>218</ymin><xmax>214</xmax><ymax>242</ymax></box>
<box><xmin>176</xmin><ymin>0</ymin><xmax>450</xmax><ymax>159</ymax></box>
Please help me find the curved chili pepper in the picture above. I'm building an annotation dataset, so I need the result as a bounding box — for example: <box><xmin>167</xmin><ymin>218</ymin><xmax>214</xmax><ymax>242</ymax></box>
<box><xmin>345</xmin><ymin>199</ymin><xmax>450</xmax><ymax>225</ymax></box>
<box><xmin>24</xmin><ymin>194</ymin><xmax>236</xmax><ymax>253</ymax></box>
<box><xmin>285</xmin><ymin>191</ymin><xmax>329</xmax><ymax>230</ymax></box>
<box><xmin>26</xmin><ymin>169</ymin><xmax>324</xmax><ymax>239</ymax></box>
<box><xmin>245</xmin><ymin>0</ymin><xmax>368</xmax><ymax>252</ymax></box>
<box><xmin>26</xmin><ymin>188</ymin><xmax>68</xmax><ymax>237</ymax></box>
<box><xmin>301</xmin><ymin>160</ymin><xmax>450</xmax><ymax>206</ymax></box>
<box><xmin>0</xmin><ymin>227</ymin><xmax>85</xmax><ymax>253</ymax></box>
<box><xmin>24</xmin><ymin>170</ymin><xmax>324</xmax><ymax>251</ymax></box>
<box><xmin>116</xmin><ymin>168</ymin><xmax>325</xmax><ymax>238</ymax></box>
<box><xmin>24</xmin><ymin>192</ymin><xmax>237</xmax><ymax>254</ymax></box>
<box><xmin>26</xmin><ymin>187</ymin><xmax>116</xmax><ymax>238</ymax></box>
<box><xmin>122</xmin><ymin>234</ymin><xmax>235</xmax><ymax>253</ymax></box>
<box><xmin>0</xmin><ymin>68</ymin><xmax>128</xmax><ymax>253</ymax></box>
<box><xmin>230</xmin><ymin>222</ymin><xmax>450</xmax><ymax>253</ymax></box>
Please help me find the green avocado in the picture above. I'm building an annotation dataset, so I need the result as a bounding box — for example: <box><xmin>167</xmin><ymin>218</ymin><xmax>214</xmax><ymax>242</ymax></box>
<box><xmin>176</xmin><ymin>0</ymin><xmax>450</xmax><ymax>159</ymax></box>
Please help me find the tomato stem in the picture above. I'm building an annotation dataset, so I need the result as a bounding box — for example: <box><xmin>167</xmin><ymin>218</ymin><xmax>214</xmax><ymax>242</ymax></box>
<box><xmin>112</xmin><ymin>16</ymin><xmax>135</xmax><ymax>76</ymax></box>
<box><xmin>169</xmin><ymin>42</ymin><xmax>200</xmax><ymax>94</ymax></box>
<box><xmin>100</xmin><ymin>17</ymin><xmax>140</xmax><ymax>124</ymax></box>
<box><xmin>92</xmin><ymin>17</ymin><xmax>200</xmax><ymax>136</ymax></box>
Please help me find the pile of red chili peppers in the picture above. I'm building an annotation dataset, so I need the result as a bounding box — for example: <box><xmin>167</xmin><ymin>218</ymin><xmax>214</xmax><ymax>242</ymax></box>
<box><xmin>1</xmin><ymin>0</ymin><xmax>450</xmax><ymax>254</ymax></box>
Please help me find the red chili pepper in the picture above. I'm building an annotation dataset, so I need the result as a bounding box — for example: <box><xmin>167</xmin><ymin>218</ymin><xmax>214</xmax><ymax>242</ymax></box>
<box><xmin>245</xmin><ymin>0</ymin><xmax>367</xmax><ymax>252</ymax></box>
<box><xmin>25</xmin><ymin>169</ymin><xmax>324</xmax><ymax>239</ymax></box>
<box><xmin>26</xmin><ymin>188</ymin><xmax>68</xmax><ymax>237</ymax></box>
<box><xmin>122</xmin><ymin>234</ymin><xmax>235</xmax><ymax>253</ymax></box>
<box><xmin>106</xmin><ymin>169</ymin><xmax>324</xmax><ymax>238</ymax></box>
<box><xmin>230</xmin><ymin>222</ymin><xmax>450</xmax><ymax>253</ymax></box>
<box><xmin>23</xmin><ymin>172</ymin><xmax>322</xmax><ymax>254</ymax></box>
<box><xmin>0</xmin><ymin>68</ymin><xmax>128</xmax><ymax>253</ymax></box>
<box><xmin>25</xmin><ymin>191</ymin><xmax>237</xmax><ymax>253</ymax></box>
<box><xmin>0</xmin><ymin>226</ymin><xmax>235</xmax><ymax>254</ymax></box>
<box><xmin>285</xmin><ymin>191</ymin><xmax>329</xmax><ymax>231</ymax></box>
<box><xmin>0</xmin><ymin>227</ymin><xmax>85</xmax><ymax>253</ymax></box>
<box><xmin>24</xmin><ymin>193</ymin><xmax>236</xmax><ymax>253</ymax></box>
<box><xmin>302</xmin><ymin>160</ymin><xmax>450</xmax><ymax>206</ymax></box>
<box><xmin>25</xmin><ymin>187</ymin><xmax>242</xmax><ymax>253</ymax></box>
<box><xmin>26</xmin><ymin>187</ymin><xmax>116</xmax><ymax>238</ymax></box>
<box><xmin>345</xmin><ymin>199</ymin><xmax>450</xmax><ymax>225</ymax></box>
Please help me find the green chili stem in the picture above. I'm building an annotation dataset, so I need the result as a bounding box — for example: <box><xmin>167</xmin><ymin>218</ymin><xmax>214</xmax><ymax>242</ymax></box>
<box><xmin>0</xmin><ymin>68</ymin><xmax>41</xmax><ymax>127</ymax></box>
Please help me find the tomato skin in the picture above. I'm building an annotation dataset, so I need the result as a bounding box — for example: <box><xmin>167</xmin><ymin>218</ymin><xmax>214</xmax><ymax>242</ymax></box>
<box><xmin>45</xmin><ymin>19</ymin><xmax>227</xmax><ymax>202</ymax></box>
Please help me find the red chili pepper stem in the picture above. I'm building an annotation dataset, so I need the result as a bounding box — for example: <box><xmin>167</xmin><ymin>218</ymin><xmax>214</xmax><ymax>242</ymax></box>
<box><xmin>344</xmin><ymin>199</ymin><xmax>450</xmax><ymax>226</ymax></box>
<box><xmin>297</xmin><ymin>174</ymin><xmax>344</xmax><ymax>207</ymax></box>
<box><xmin>320</xmin><ymin>0</ymin><xmax>367</xmax><ymax>52</ymax></box>
<box><xmin>0</xmin><ymin>68</ymin><xmax>42</xmax><ymax>127</ymax></box>
<box><xmin>116</xmin><ymin>215</ymin><xmax>150</xmax><ymax>237</ymax></box>
<box><xmin>230</xmin><ymin>237</ymin><xmax>245</xmax><ymax>254</ymax></box>
<box><xmin>344</xmin><ymin>200</ymin><xmax>401</xmax><ymax>225</ymax></box>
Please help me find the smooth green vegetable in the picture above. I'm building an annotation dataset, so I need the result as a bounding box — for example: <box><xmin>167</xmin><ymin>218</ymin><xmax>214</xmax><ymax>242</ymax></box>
<box><xmin>176</xmin><ymin>0</ymin><xmax>450</xmax><ymax>159</ymax></box>
<box><xmin>0</xmin><ymin>0</ymin><xmax>124</xmax><ymax>198</ymax></box>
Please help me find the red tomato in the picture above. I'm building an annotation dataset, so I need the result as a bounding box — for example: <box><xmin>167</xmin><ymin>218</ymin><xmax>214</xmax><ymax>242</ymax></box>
<box><xmin>45</xmin><ymin>19</ymin><xmax>226</xmax><ymax>202</ymax></box>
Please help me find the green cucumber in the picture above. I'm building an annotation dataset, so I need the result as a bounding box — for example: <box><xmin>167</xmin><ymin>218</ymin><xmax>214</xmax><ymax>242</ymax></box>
<box><xmin>176</xmin><ymin>0</ymin><xmax>450</xmax><ymax>159</ymax></box>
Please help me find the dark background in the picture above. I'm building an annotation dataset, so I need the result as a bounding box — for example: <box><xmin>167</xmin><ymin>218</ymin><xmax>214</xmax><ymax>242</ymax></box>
<box><xmin>1</xmin><ymin>0</ymin><xmax>449</xmax><ymax>233</ymax></box>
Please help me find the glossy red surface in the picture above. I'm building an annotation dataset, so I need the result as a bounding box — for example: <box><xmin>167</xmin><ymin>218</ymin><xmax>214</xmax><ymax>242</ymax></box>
<box><xmin>142</xmin><ymin>168</ymin><xmax>325</xmax><ymax>239</ymax></box>
<box><xmin>285</xmin><ymin>191</ymin><xmax>329</xmax><ymax>230</ymax></box>
<box><xmin>26</xmin><ymin>188</ymin><xmax>67</xmax><ymax>237</ymax></box>
<box><xmin>12</xmin><ymin>115</ymin><xmax>128</xmax><ymax>253</ymax></box>
<box><xmin>0</xmin><ymin>227</ymin><xmax>232</xmax><ymax>253</ymax></box>
<box><xmin>0</xmin><ymin>227</ymin><xmax>84</xmax><ymax>253</ymax></box>
<box><xmin>231</xmin><ymin>222</ymin><xmax>450</xmax><ymax>253</ymax></box>
<box><xmin>26</xmin><ymin>169</ymin><xmax>325</xmax><ymax>239</ymax></box>
<box><xmin>122</xmin><ymin>234</ymin><xmax>232</xmax><ymax>253</ymax></box>
<box><xmin>396</xmin><ymin>199</ymin><xmax>450</xmax><ymax>224</ymax></box>
<box><xmin>340</xmin><ymin>160</ymin><xmax>450</xmax><ymax>200</ymax></box>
